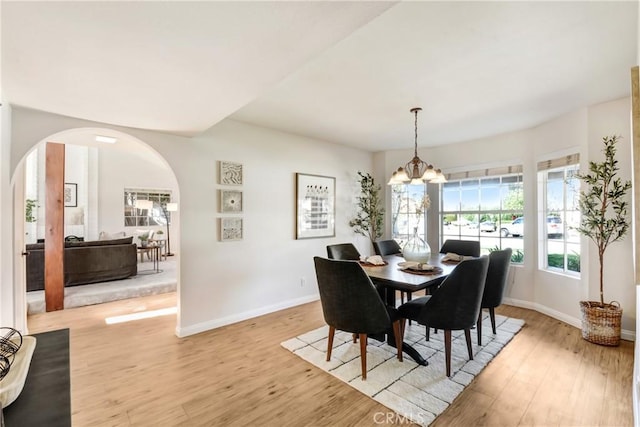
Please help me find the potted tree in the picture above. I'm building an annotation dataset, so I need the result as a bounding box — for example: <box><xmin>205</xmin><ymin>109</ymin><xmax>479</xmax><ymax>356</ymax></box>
<box><xmin>349</xmin><ymin>172</ymin><xmax>384</xmax><ymax>246</ymax></box>
<box><xmin>576</xmin><ymin>135</ymin><xmax>631</xmax><ymax>346</ymax></box>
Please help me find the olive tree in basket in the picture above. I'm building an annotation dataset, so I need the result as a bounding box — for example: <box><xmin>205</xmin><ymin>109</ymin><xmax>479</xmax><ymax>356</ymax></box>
<box><xmin>575</xmin><ymin>135</ymin><xmax>631</xmax><ymax>345</ymax></box>
<box><xmin>349</xmin><ymin>172</ymin><xmax>384</xmax><ymax>244</ymax></box>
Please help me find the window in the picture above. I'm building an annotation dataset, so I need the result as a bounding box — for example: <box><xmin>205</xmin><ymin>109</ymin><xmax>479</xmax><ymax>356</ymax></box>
<box><xmin>439</xmin><ymin>166</ymin><xmax>524</xmax><ymax>262</ymax></box>
<box><xmin>391</xmin><ymin>184</ymin><xmax>428</xmax><ymax>246</ymax></box>
<box><xmin>538</xmin><ymin>154</ymin><xmax>580</xmax><ymax>274</ymax></box>
<box><xmin>124</xmin><ymin>189</ymin><xmax>172</xmax><ymax>227</ymax></box>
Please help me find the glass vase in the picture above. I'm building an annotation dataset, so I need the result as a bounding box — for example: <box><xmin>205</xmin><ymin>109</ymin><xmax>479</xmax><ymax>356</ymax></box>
<box><xmin>403</xmin><ymin>227</ymin><xmax>431</xmax><ymax>263</ymax></box>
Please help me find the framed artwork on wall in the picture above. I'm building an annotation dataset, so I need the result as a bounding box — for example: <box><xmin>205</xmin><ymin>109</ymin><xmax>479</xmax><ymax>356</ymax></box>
<box><xmin>220</xmin><ymin>217</ymin><xmax>243</xmax><ymax>241</ymax></box>
<box><xmin>219</xmin><ymin>161</ymin><xmax>243</xmax><ymax>185</ymax></box>
<box><xmin>295</xmin><ymin>173</ymin><xmax>335</xmax><ymax>239</ymax></box>
<box><xmin>220</xmin><ymin>190</ymin><xmax>243</xmax><ymax>213</ymax></box>
<box><xmin>64</xmin><ymin>183</ymin><xmax>77</xmax><ymax>207</ymax></box>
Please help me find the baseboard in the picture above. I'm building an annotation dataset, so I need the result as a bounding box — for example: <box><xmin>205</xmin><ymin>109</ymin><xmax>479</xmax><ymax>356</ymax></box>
<box><xmin>504</xmin><ymin>297</ymin><xmax>635</xmax><ymax>342</ymax></box>
<box><xmin>175</xmin><ymin>294</ymin><xmax>320</xmax><ymax>338</ymax></box>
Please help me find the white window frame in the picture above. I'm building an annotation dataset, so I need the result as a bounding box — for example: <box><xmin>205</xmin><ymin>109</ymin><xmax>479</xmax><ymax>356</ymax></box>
<box><xmin>537</xmin><ymin>161</ymin><xmax>581</xmax><ymax>276</ymax></box>
<box><xmin>439</xmin><ymin>167</ymin><xmax>524</xmax><ymax>262</ymax></box>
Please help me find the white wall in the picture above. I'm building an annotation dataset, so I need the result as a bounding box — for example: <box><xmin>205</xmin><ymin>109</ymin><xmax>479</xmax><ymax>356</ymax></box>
<box><xmin>97</xmin><ymin>147</ymin><xmax>176</xmax><ymax>240</ymax></box>
<box><xmin>0</xmin><ymin>103</ymin><xmax>15</xmax><ymax>327</ymax></box>
<box><xmin>173</xmin><ymin>119</ymin><xmax>373</xmax><ymax>333</ymax></box>
<box><xmin>6</xmin><ymin>107</ymin><xmax>373</xmax><ymax>336</ymax></box>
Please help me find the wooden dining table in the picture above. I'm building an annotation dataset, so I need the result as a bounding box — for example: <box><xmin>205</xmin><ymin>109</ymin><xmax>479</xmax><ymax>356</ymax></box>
<box><xmin>360</xmin><ymin>253</ymin><xmax>459</xmax><ymax>365</ymax></box>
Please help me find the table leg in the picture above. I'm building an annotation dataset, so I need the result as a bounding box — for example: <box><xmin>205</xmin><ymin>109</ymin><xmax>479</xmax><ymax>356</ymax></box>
<box><xmin>372</xmin><ymin>282</ymin><xmax>428</xmax><ymax>366</ymax></box>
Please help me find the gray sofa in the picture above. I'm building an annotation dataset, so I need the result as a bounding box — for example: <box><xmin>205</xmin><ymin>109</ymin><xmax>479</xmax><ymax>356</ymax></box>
<box><xmin>26</xmin><ymin>237</ymin><xmax>137</xmax><ymax>292</ymax></box>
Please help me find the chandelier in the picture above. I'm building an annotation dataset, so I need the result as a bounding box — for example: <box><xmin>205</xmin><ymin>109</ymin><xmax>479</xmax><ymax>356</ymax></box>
<box><xmin>387</xmin><ymin>107</ymin><xmax>446</xmax><ymax>185</ymax></box>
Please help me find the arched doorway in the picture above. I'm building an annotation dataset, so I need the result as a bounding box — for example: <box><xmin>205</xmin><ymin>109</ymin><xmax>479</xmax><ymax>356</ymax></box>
<box><xmin>12</xmin><ymin>127</ymin><xmax>180</xmax><ymax>332</ymax></box>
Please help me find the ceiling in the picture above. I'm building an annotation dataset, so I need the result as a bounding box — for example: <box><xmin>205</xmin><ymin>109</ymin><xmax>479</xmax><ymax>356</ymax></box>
<box><xmin>2</xmin><ymin>1</ymin><xmax>638</xmax><ymax>153</ymax></box>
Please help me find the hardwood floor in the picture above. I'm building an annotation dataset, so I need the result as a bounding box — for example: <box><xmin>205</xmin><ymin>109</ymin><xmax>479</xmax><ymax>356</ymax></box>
<box><xmin>27</xmin><ymin>293</ymin><xmax>634</xmax><ymax>426</ymax></box>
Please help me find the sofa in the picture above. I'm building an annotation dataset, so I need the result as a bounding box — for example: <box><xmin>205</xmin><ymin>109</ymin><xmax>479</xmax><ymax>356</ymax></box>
<box><xmin>25</xmin><ymin>237</ymin><xmax>138</xmax><ymax>292</ymax></box>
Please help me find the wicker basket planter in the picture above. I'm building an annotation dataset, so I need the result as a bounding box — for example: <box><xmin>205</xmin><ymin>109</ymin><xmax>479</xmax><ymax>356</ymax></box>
<box><xmin>579</xmin><ymin>300</ymin><xmax>622</xmax><ymax>346</ymax></box>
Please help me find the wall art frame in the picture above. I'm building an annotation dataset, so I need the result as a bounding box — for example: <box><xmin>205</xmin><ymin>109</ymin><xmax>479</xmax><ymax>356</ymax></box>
<box><xmin>64</xmin><ymin>183</ymin><xmax>77</xmax><ymax>207</ymax></box>
<box><xmin>219</xmin><ymin>161</ymin><xmax>243</xmax><ymax>186</ymax></box>
<box><xmin>295</xmin><ymin>173</ymin><xmax>335</xmax><ymax>239</ymax></box>
<box><xmin>220</xmin><ymin>189</ymin><xmax>243</xmax><ymax>213</ymax></box>
<box><xmin>220</xmin><ymin>217</ymin><xmax>243</xmax><ymax>241</ymax></box>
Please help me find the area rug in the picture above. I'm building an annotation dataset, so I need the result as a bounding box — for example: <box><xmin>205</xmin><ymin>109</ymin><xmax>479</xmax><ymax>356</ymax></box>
<box><xmin>281</xmin><ymin>314</ymin><xmax>524</xmax><ymax>426</ymax></box>
<box><xmin>3</xmin><ymin>329</ymin><xmax>71</xmax><ymax>427</ymax></box>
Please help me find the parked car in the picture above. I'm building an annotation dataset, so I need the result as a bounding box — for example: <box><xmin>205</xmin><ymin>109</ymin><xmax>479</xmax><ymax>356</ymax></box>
<box><xmin>479</xmin><ymin>221</ymin><xmax>497</xmax><ymax>232</ymax></box>
<box><xmin>501</xmin><ymin>217</ymin><xmax>524</xmax><ymax>237</ymax></box>
<box><xmin>500</xmin><ymin>216</ymin><xmax>563</xmax><ymax>237</ymax></box>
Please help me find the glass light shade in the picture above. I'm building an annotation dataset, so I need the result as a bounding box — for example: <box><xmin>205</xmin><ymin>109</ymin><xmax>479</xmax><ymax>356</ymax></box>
<box><xmin>429</xmin><ymin>170</ymin><xmax>447</xmax><ymax>184</ymax></box>
<box><xmin>395</xmin><ymin>168</ymin><xmax>410</xmax><ymax>183</ymax></box>
<box><xmin>421</xmin><ymin>165</ymin><xmax>437</xmax><ymax>180</ymax></box>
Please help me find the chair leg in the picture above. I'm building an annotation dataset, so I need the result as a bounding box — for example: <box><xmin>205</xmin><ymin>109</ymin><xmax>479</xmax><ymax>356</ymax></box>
<box><xmin>359</xmin><ymin>333</ymin><xmax>367</xmax><ymax>380</ymax></box>
<box><xmin>326</xmin><ymin>326</ymin><xmax>335</xmax><ymax>362</ymax></box>
<box><xmin>393</xmin><ymin>320</ymin><xmax>403</xmax><ymax>362</ymax></box>
<box><xmin>490</xmin><ymin>307</ymin><xmax>497</xmax><ymax>334</ymax></box>
<box><xmin>477</xmin><ymin>310</ymin><xmax>483</xmax><ymax>346</ymax></box>
<box><xmin>425</xmin><ymin>325</ymin><xmax>430</xmax><ymax>341</ymax></box>
<box><xmin>352</xmin><ymin>333</ymin><xmax>357</xmax><ymax>343</ymax></box>
<box><xmin>400</xmin><ymin>290</ymin><xmax>405</xmax><ymax>304</ymax></box>
<box><xmin>406</xmin><ymin>292</ymin><xmax>412</xmax><ymax>325</ymax></box>
<box><xmin>444</xmin><ymin>330</ymin><xmax>452</xmax><ymax>377</ymax></box>
<box><xmin>464</xmin><ymin>329</ymin><xmax>473</xmax><ymax>360</ymax></box>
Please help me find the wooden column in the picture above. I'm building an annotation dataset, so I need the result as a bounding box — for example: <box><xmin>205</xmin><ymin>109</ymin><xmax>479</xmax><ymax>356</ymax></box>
<box><xmin>45</xmin><ymin>142</ymin><xmax>65</xmax><ymax>311</ymax></box>
<box><xmin>631</xmin><ymin>67</ymin><xmax>640</xmax><ymax>286</ymax></box>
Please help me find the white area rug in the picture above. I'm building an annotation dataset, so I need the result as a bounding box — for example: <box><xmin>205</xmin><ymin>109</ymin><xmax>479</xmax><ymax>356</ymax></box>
<box><xmin>281</xmin><ymin>314</ymin><xmax>524</xmax><ymax>426</ymax></box>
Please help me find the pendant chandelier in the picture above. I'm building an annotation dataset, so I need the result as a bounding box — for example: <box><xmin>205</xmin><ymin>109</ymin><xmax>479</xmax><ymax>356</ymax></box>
<box><xmin>387</xmin><ymin>107</ymin><xmax>446</xmax><ymax>185</ymax></box>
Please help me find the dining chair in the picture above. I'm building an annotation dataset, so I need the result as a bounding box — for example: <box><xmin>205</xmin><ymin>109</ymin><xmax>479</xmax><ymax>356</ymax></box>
<box><xmin>372</xmin><ymin>240</ymin><xmax>402</xmax><ymax>256</ymax></box>
<box><xmin>397</xmin><ymin>256</ymin><xmax>489</xmax><ymax>377</ymax></box>
<box><xmin>477</xmin><ymin>248</ymin><xmax>512</xmax><ymax>345</ymax></box>
<box><xmin>439</xmin><ymin>239</ymin><xmax>481</xmax><ymax>257</ymax></box>
<box><xmin>326</xmin><ymin>243</ymin><xmax>361</xmax><ymax>261</ymax></box>
<box><xmin>373</xmin><ymin>239</ymin><xmax>413</xmax><ymax>305</ymax></box>
<box><xmin>313</xmin><ymin>257</ymin><xmax>403</xmax><ymax>380</ymax></box>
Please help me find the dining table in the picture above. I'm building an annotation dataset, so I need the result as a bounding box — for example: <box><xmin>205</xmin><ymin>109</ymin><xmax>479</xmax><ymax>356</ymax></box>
<box><xmin>360</xmin><ymin>252</ymin><xmax>459</xmax><ymax>366</ymax></box>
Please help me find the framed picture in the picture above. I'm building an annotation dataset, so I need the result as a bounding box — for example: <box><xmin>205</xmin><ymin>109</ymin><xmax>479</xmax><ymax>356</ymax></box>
<box><xmin>219</xmin><ymin>161</ymin><xmax>243</xmax><ymax>185</ymax></box>
<box><xmin>64</xmin><ymin>183</ymin><xmax>77</xmax><ymax>207</ymax></box>
<box><xmin>220</xmin><ymin>217</ymin><xmax>243</xmax><ymax>241</ymax></box>
<box><xmin>295</xmin><ymin>173</ymin><xmax>335</xmax><ymax>239</ymax></box>
<box><xmin>220</xmin><ymin>189</ymin><xmax>243</xmax><ymax>213</ymax></box>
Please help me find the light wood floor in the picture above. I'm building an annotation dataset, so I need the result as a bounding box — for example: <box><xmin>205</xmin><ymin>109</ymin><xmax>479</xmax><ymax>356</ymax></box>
<box><xmin>27</xmin><ymin>293</ymin><xmax>634</xmax><ymax>426</ymax></box>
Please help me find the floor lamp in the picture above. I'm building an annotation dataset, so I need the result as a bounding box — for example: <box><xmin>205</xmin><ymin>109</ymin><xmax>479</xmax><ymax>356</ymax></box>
<box><xmin>161</xmin><ymin>202</ymin><xmax>178</xmax><ymax>256</ymax></box>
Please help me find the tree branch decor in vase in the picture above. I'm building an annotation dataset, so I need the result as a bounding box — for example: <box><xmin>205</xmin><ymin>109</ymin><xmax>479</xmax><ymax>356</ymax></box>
<box><xmin>576</xmin><ymin>135</ymin><xmax>631</xmax><ymax>346</ymax></box>
<box><xmin>349</xmin><ymin>172</ymin><xmax>384</xmax><ymax>246</ymax></box>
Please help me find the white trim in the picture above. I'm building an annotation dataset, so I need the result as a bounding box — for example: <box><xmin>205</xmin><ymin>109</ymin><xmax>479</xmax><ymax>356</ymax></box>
<box><xmin>175</xmin><ymin>294</ymin><xmax>319</xmax><ymax>338</ymax></box>
<box><xmin>504</xmin><ymin>297</ymin><xmax>635</xmax><ymax>342</ymax></box>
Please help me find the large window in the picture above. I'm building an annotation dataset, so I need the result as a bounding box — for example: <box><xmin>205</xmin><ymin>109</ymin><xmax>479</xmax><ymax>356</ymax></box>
<box><xmin>124</xmin><ymin>189</ymin><xmax>172</xmax><ymax>227</ymax></box>
<box><xmin>538</xmin><ymin>154</ymin><xmax>580</xmax><ymax>274</ymax></box>
<box><xmin>391</xmin><ymin>184</ymin><xmax>428</xmax><ymax>246</ymax></box>
<box><xmin>439</xmin><ymin>166</ymin><xmax>524</xmax><ymax>262</ymax></box>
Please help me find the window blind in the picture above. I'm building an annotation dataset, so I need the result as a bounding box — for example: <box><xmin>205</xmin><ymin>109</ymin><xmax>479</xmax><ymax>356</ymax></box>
<box><xmin>536</xmin><ymin>153</ymin><xmax>580</xmax><ymax>171</ymax></box>
<box><xmin>445</xmin><ymin>164</ymin><xmax>523</xmax><ymax>182</ymax></box>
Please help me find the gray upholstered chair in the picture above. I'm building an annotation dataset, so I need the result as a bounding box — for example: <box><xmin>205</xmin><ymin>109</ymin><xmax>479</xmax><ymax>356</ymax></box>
<box><xmin>326</xmin><ymin>243</ymin><xmax>360</xmax><ymax>261</ymax></box>
<box><xmin>477</xmin><ymin>248</ymin><xmax>512</xmax><ymax>345</ymax></box>
<box><xmin>313</xmin><ymin>257</ymin><xmax>403</xmax><ymax>380</ymax></box>
<box><xmin>398</xmin><ymin>256</ymin><xmax>489</xmax><ymax>377</ymax></box>
<box><xmin>439</xmin><ymin>239</ymin><xmax>481</xmax><ymax>257</ymax></box>
<box><xmin>372</xmin><ymin>240</ymin><xmax>402</xmax><ymax>256</ymax></box>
